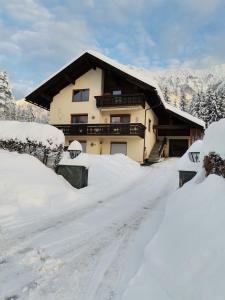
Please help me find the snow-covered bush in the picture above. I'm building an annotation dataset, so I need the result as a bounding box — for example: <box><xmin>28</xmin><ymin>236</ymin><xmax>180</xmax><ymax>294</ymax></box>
<box><xmin>203</xmin><ymin>153</ymin><xmax>225</xmax><ymax>178</ymax></box>
<box><xmin>201</xmin><ymin>119</ymin><xmax>225</xmax><ymax>177</ymax></box>
<box><xmin>0</xmin><ymin>121</ymin><xmax>64</xmax><ymax>168</ymax></box>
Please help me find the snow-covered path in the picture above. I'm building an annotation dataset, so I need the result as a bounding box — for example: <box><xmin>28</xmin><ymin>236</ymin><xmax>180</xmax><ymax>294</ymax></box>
<box><xmin>0</xmin><ymin>159</ymin><xmax>178</xmax><ymax>300</ymax></box>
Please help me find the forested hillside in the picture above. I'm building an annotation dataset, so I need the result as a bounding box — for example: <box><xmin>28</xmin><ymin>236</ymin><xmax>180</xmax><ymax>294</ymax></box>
<box><xmin>151</xmin><ymin>64</ymin><xmax>225</xmax><ymax>126</ymax></box>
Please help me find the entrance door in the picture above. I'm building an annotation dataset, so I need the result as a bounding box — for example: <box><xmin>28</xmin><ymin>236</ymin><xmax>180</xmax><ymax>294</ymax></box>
<box><xmin>111</xmin><ymin>142</ymin><xmax>127</xmax><ymax>155</ymax></box>
<box><xmin>169</xmin><ymin>139</ymin><xmax>189</xmax><ymax>157</ymax></box>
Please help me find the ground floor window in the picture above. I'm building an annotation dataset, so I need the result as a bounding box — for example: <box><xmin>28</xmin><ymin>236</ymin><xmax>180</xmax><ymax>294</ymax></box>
<box><xmin>79</xmin><ymin>141</ymin><xmax>87</xmax><ymax>153</ymax></box>
<box><xmin>110</xmin><ymin>142</ymin><xmax>127</xmax><ymax>155</ymax></box>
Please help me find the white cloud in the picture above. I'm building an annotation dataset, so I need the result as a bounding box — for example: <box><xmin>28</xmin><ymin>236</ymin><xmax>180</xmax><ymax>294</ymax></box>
<box><xmin>0</xmin><ymin>0</ymin><xmax>52</xmax><ymax>22</ymax></box>
<box><xmin>181</xmin><ymin>0</ymin><xmax>224</xmax><ymax>17</ymax></box>
<box><xmin>11</xmin><ymin>79</ymin><xmax>36</xmax><ymax>100</ymax></box>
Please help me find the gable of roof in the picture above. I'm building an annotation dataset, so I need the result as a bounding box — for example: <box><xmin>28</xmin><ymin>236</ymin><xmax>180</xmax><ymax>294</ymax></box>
<box><xmin>25</xmin><ymin>50</ymin><xmax>205</xmax><ymax>128</ymax></box>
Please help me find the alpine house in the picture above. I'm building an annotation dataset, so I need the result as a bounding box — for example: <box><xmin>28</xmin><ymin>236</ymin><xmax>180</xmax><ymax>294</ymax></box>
<box><xmin>25</xmin><ymin>51</ymin><xmax>205</xmax><ymax>164</ymax></box>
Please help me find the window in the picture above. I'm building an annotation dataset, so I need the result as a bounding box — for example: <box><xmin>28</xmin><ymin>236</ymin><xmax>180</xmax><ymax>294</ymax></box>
<box><xmin>110</xmin><ymin>115</ymin><xmax>130</xmax><ymax>123</ymax></box>
<box><xmin>72</xmin><ymin>89</ymin><xmax>89</xmax><ymax>102</ymax></box>
<box><xmin>148</xmin><ymin>119</ymin><xmax>151</xmax><ymax>132</ymax></box>
<box><xmin>111</xmin><ymin>142</ymin><xmax>127</xmax><ymax>155</ymax></box>
<box><xmin>71</xmin><ymin>114</ymin><xmax>88</xmax><ymax>124</ymax></box>
<box><xmin>79</xmin><ymin>141</ymin><xmax>87</xmax><ymax>153</ymax></box>
<box><xmin>112</xmin><ymin>90</ymin><xmax>122</xmax><ymax>96</ymax></box>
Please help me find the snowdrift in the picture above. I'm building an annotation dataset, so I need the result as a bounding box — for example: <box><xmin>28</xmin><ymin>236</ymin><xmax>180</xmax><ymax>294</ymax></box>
<box><xmin>123</xmin><ymin>174</ymin><xmax>225</xmax><ymax>300</ymax></box>
<box><xmin>202</xmin><ymin>118</ymin><xmax>225</xmax><ymax>159</ymax></box>
<box><xmin>60</xmin><ymin>152</ymin><xmax>142</xmax><ymax>187</ymax></box>
<box><xmin>0</xmin><ymin>151</ymin><xmax>143</xmax><ymax>219</ymax></box>
<box><xmin>0</xmin><ymin>150</ymin><xmax>76</xmax><ymax>217</ymax></box>
<box><xmin>123</xmin><ymin>119</ymin><xmax>225</xmax><ymax>300</ymax></box>
<box><xmin>0</xmin><ymin>120</ymin><xmax>64</xmax><ymax>149</ymax></box>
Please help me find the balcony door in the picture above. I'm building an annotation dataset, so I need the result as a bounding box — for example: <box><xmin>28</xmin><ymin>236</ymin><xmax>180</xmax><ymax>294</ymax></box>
<box><xmin>111</xmin><ymin>142</ymin><xmax>127</xmax><ymax>155</ymax></box>
<box><xmin>110</xmin><ymin>114</ymin><xmax>130</xmax><ymax>124</ymax></box>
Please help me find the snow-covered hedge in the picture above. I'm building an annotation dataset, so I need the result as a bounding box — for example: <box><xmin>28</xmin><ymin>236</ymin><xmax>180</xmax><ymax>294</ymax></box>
<box><xmin>0</xmin><ymin>121</ymin><xmax>64</xmax><ymax>167</ymax></box>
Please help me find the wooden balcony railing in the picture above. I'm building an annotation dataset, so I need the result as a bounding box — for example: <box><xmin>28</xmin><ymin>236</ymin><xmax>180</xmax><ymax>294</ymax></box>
<box><xmin>54</xmin><ymin>123</ymin><xmax>146</xmax><ymax>138</ymax></box>
<box><xmin>95</xmin><ymin>93</ymin><xmax>145</xmax><ymax>108</ymax></box>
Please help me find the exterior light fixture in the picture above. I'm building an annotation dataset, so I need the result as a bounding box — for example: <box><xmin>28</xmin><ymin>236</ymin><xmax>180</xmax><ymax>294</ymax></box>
<box><xmin>188</xmin><ymin>152</ymin><xmax>200</xmax><ymax>163</ymax></box>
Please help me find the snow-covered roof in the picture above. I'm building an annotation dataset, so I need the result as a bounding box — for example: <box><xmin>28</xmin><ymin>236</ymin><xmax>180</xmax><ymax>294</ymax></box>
<box><xmin>164</xmin><ymin>102</ymin><xmax>205</xmax><ymax>127</ymax></box>
<box><xmin>26</xmin><ymin>50</ymin><xmax>205</xmax><ymax>128</ymax></box>
<box><xmin>87</xmin><ymin>50</ymin><xmax>205</xmax><ymax>128</ymax></box>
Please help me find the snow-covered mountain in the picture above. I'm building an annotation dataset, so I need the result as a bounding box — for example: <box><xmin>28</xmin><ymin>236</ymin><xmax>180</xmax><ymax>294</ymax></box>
<box><xmin>149</xmin><ymin>64</ymin><xmax>225</xmax><ymax>104</ymax></box>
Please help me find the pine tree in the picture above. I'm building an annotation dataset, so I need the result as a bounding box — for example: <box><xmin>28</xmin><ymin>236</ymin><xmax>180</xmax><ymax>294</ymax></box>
<box><xmin>199</xmin><ymin>88</ymin><xmax>221</xmax><ymax>127</ymax></box>
<box><xmin>179</xmin><ymin>91</ymin><xmax>187</xmax><ymax>111</ymax></box>
<box><xmin>162</xmin><ymin>86</ymin><xmax>170</xmax><ymax>103</ymax></box>
<box><xmin>189</xmin><ymin>91</ymin><xmax>203</xmax><ymax>118</ymax></box>
<box><xmin>0</xmin><ymin>72</ymin><xmax>15</xmax><ymax>120</ymax></box>
<box><xmin>218</xmin><ymin>88</ymin><xmax>225</xmax><ymax>119</ymax></box>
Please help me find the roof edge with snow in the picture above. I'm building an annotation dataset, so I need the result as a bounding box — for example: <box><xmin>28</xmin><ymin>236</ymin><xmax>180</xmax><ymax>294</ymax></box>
<box><xmin>25</xmin><ymin>50</ymin><xmax>205</xmax><ymax>128</ymax></box>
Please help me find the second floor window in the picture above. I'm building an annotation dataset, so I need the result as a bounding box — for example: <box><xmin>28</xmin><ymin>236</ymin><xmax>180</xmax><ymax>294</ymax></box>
<box><xmin>71</xmin><ymin>114</ymin><xmax>88</xmax><ymax>124</ymax></box>
<box><xmin>110</xmin><ymin>115</ymin><xmax>130</xmax><ymax>123</ymax></box>
<box><xmin>73</xmin><ymin>89</ymin><xmax>89</xmax><ymax>102</ymax></box>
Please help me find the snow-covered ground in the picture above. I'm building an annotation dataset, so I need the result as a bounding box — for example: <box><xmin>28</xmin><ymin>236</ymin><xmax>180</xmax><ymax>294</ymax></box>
<box><xmin>123</xmin><ymin>119</ymin><xmax>225</xmax><ymax>300</ymax></box>
<box><xmin>2</xmin><ymin>119</ymin><xmax>225</xmax><ymax>300</ymax></box>
<box><xmin>0</xmin><ymin>150</ymin><xmax>178</xmax><ymax>300</ymax></box>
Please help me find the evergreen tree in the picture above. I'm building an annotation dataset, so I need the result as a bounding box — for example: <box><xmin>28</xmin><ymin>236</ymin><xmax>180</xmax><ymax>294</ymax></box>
<box><xmin>218</xmin><ymin>89</ymin><xmax>225</xmax><ymax>119</ymax></box>
<box><xmin>189</xmin><ymin>91</ymin><xmax>202</xmax><ymax>118</ymax></box>
<box><xmin>179</xmin><ymin>91</ymin><xmax>187</xmax><ymax>111</ymax></box>
<box><xmin>0</xmin><ymin>72</ymin><xmax>15</xmax><ymax>120</ymax></box>
<box><xmin>199</xmin><ymin>88</ymin><xmax>221</xmax><ymax>127</ymax></box>
<box><xmin>162</xmin><ymin>86</ymin><xmax>170</xmax><ymax>103</ymax></box>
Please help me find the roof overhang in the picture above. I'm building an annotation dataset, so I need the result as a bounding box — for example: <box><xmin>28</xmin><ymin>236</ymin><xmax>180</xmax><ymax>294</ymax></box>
<box><xmin>25</xmin><ymin>50</ymin><xmax>205</xmax><ymax>129</ymax></box>
<box><xmin>25</xmin><ymin>51</ymin><xmax>161</xmax><ymax>110</ymax></box>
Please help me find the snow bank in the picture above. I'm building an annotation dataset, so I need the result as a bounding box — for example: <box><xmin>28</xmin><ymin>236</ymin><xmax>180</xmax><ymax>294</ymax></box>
<box><xmin>60</xmin><ymin>152</ymin><xmax>143</xmax><ymax>188</ymax></box>
<box><xmin>123</xmin><ymin>167</ymin><xmax>225</xmax><ymax>300</ymax></box>
<box><xmin>0</xmin><ymin>151</ymin><xmax>143</xmax><ymax>218</ymax></box>
<box><xmin>202</xmin><ymin>118</ymin><xmax>225</xmax><ymax>159</ymax></box>
<box><xmin>0</xmin><ymin>120</ymin><xmax>64</xmax><ymax>149</ymax></box>
<box><xmin>178</xmin><ymin>140</ymin><xmax>203</xmax><ymax>172</ymax></box>
<box><xmin>0</xmin><ymin>150</ymin><xmax>75</xmax><ymax>217</ymax></box>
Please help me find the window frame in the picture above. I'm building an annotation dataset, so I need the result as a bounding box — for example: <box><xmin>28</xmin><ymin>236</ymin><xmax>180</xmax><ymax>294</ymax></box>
<box><xmin>71</xmin><ymin>114</ymin><xmax>88</xmax><ymax>124</ymax></box>
<box><xmin>110</xmin><ymin>142</ymin><xmax>127</xmax><ymax>155</ymax></box>
<box><xmin>110</xmin><ymin>114</ymin><xmax>130</xmax><ymax>124</ymax></box>
<box><xmin>72</xmin><ymin>89</ymin><xmax>90</xmax><ymax>102</ymax></box>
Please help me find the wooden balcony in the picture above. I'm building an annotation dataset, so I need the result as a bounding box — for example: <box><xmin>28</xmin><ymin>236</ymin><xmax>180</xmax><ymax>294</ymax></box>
<box><xmin>95</xmin><ymin>93</ymin><xmax>145</xmax><ymax>108</ymax></box>
<box><xmin>55</xmin><ymin>123</ymin><xmax>146</xmax><ymax>138</ymax></box>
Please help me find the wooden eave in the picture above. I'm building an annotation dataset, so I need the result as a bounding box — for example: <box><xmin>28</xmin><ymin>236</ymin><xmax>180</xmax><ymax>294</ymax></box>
<box><xmin>25</xmin><ymin>52</ymin><xmax>161</xmax><ymax>110</ymax></box>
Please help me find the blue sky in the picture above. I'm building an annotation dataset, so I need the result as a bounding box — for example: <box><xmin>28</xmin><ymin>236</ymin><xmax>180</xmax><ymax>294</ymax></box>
<box><xmin>0</xmin><ymin>0</ymin><xmax>225</xmax><ymax>99</ymax></box>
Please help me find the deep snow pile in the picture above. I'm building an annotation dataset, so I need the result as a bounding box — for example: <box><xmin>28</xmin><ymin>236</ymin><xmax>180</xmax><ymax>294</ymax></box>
<box><xmin>0</xmin><ymin>151</ymin><xmax>143</xmax><ymax>220</ymax></box>
<box><xmin>202</xmin><ymin>118</ymin><xmax>225</xmax><ymax>159</ymax></box>
<box><xmin>60</xmin><ymin>152</ymin><xmax>143</xmax><ymax>189</ymax></box>
<box><xmin>177</xmin><ymin>140</ymin><xmax>203</xmax><ymax>172</ymax></box>
<box><xmin>0</xmin><ymin>120</ymin><xmax>64</xmax><ymax>149</ymax></box>
<box><xmin>123</xmin><ymin>120</ymin><xmax>225</xmax><ymax>300</ymax></box>
<box><xmin>0</xmin><ymin>150</ymin><xmax>76</xmax><ymax>218</ymax></box>
<box><xmin>123</xmin><ymin>174</ymin><xmax>225</xmax><ymax>300</ymax></box>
